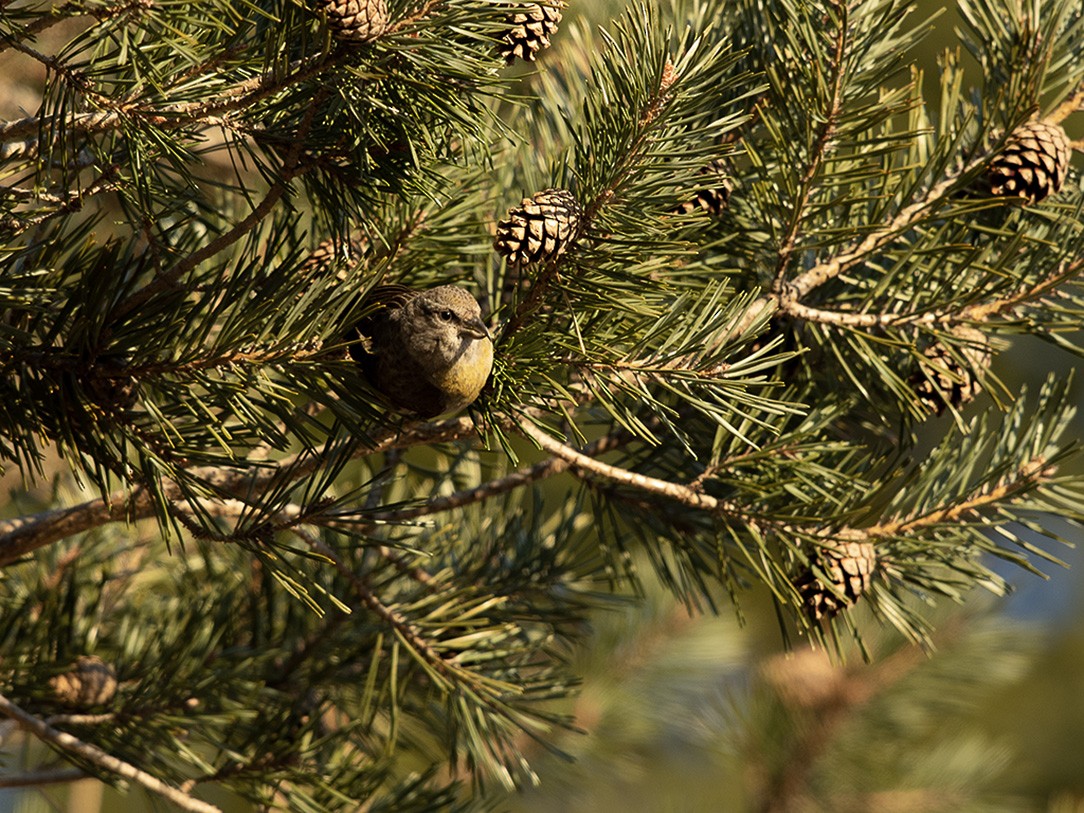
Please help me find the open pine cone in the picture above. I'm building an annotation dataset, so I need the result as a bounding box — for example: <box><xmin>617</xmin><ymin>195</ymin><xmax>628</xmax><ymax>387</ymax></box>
<box><xmin>910</xmin><ymin>326</ymin><xmax>992</xmax><ymax>416</ymax></box>
<box><xmin>495</xmin><ymin>188</ymin><xmax>584</xmax><ymax>268</ymax></box>
<box><xmin>796</xmin><ymin>540</ymin><xmax>877</xmax><ymax>620</ymax></box>
<box><xmin>985</xmin><ymin>120</ymin><xmax>1071</xmax><ymax>204</ymax></box>
<box><xmin>499</xmin><ymin>2</ymin><xmax>565</xmax><ymax>63</ymax></box>
<box><xmin>321</xmin><ymin>0</ymin><xmax>388</xmax><ymax>43</ymax></box>
<box><xmin>49</xmin><ymin>656</ymin><xmax>118</xmax><ymax>707</ymax></box>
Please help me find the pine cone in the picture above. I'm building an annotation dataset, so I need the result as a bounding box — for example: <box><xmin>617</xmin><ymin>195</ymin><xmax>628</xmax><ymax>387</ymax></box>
<box><xmin>672</xmin><ymin>160</ymin><xmax>733</xmax><ymax>217</ymax></box>
<box><xmin>984</xmin><ymin>120</ymin><xmax>1071</xmax><ymax>204</ymax></box>
<box><xmin>85</xmin><ymin>357</ymin><xmax>139</xmax><ymax>414</ymax></box>
<box><xmin>796</xmin><ymin>540</ymin><xmax>876</xmax><ymax>620</ymax></box>
<box><xmin>910</xmin><ymin>326</ymin><xmax>992</xmax><ymax>416</ymax></box>
<box><xmin>321</xmin><ymin>0</ymin><xmax>388</xmax><ymax>43</ymax></box>
<box><xmin>498</xmin><ymin>2</ymin><xmax>565</xmax><ymax>63</ymax></box>
<box><xmin>495</xmin><ymin>188</ymin><xmax>583</xmax><ymax>268</ymax></box>
<box><xmin>49</xmin><ymin>656</ymin><xmax>118</xmax><ymax>707</ymax></box>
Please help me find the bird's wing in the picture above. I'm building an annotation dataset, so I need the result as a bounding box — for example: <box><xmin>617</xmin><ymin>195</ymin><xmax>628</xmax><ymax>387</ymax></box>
<box><xmin>350</xmin><ymin>285</ymin><xmax>416</xmax><ymax>364</ymax></box>
<box><xmin>363</xmin><ymin>285</ymin><xmax>416</xmax><ymax>312</ymax></box>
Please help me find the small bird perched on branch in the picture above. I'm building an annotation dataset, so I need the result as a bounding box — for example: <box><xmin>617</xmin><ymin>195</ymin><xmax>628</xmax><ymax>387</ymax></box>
<box><xmin>349</xmin><ymin>285</ymin><xmax>493</xmax><ymax>418</ymax></box>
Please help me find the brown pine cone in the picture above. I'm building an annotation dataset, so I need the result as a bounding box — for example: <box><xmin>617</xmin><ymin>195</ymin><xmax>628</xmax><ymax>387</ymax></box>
<box><xmin>495</xmin><ymin>188</ymin><xmax>584</xmax><ymax>268</ymax></box>
<box><xmin>672</xmin><ymin>160</ymin><xmax>733</xmax><ymax>217</ymax></box>
<box><xmin>49</xmin><ymin>656</ymin><xmax>118</xmax><ymax>707</ymax></box>
<box><xmin>321</xmin><ymin>0</ymin><xmax>388</xmax><ymax>44</ymax></box>
<box><xmin>984</xmin><ymin>119</ymin><xmax>1071</xmax><ymax>204</ymax></box>
<box><xmin>796</xmin><ymin>539</ymin><xmax>877</xmax><ymax>620</ymax></box>
<box><xmin>910</xmin><ymin>326</ymin><xmax>992</xmax><ymax>416</ymax></box>
<box><xmin>498</xmin><ymin>2</ymin><xmax>565</xmax><ymax>63</ymax></box>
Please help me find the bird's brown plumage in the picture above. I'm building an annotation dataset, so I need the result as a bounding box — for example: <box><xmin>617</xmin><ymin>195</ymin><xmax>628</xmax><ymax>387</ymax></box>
<box><xmin>349</xmin><ymin>285</ymin><xmax>493</xmax><ymax>417</ymax></box>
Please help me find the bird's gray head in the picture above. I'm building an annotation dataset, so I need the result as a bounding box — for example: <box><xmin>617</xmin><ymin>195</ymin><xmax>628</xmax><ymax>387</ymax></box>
<box><xmin>410</xmin><ymin>285</ymin><xmax>489</xmax><ymax>337</ymax></box>
<box><xmin>402</xmin><ymin>285</ymin><xmax>491</xmax><ymax>368</ymax></box>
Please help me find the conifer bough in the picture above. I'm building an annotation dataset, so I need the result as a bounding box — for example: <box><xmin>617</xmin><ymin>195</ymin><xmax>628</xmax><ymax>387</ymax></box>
<box><xmin>2</xmin><ymin>0</ymin><xmax>1084</xmax><ymax>808</ymax></box>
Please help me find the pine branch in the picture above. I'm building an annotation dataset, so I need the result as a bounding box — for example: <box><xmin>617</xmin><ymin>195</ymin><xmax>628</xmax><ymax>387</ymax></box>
<box><xmin>0</xmin><ymin>49</ymin><xmax>340</xmax><ymax>143</ymax></box>
<box><xmin>774</xmin><ymin>252</ymin><xmax>1084</xmax><ymax>329</ymax></box>
<box><xmin>0</xmin><ymin>414</ymin><xmax>485</xmax><ymax>567</ymax></box>
<box><xmin>0</xmin><ymin>692</ymin><xmax>222</xmax><ymax>813</ymax></box>
<box><xmin>0</xmin><ymin>0</ymin><xmax>151</xmax><ymax>54</ymax></box>
<box><xmin>960</xmin><ymin>254</ymin><xmax>1084</xmax><ymax>322</ymax></box>
<box><xmin>868</xmin><ymin>455</ymin><xmax>1056</xmax><ymax>538</ymax></box>
<box><xmin>771</xmin><ymin>2</ymin><xmax>848</xmax><ymax>293</ymax></box>
<box><xmin>370</xmin><ymin>434</ymin><xmax>626</xmax><ymax>523</ymax></box>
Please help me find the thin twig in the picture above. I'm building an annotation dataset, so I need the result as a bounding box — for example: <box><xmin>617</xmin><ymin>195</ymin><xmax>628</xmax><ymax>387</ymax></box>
<box><xmin>775</xmin><ymin>253</ymin><xmax>1084</xmax><ymax>330</ymax></box>
<box><xmin>1048</xmin><ymin>82</ymin><xmax>1084</xmax><ymax>125</ymax></box>
<box><xmin>518</xmin><ymin>420</ymin><xmax>734</xmax><ymax>515</ymax></box>
<box><xmin>387</xmin><ymin>0</ymin><xmax>445</xmax><ymax>33</ymax></box>
<box><xmin>720</xmin><ymin>158</ymin><xmax>990</xmax><ymax>346</ymax></box>
<box><xmin>0</xmin><ymin>769</ymin><xmax>87</xmax><ymax>788</ymax></box>
<box><xmin>0</xmin><ymin>0</ymin><xmax>151</xmax><ymax>56</ymax></box>
<box><xmin>0</xmin><ymin>692</ymin><xmax>221</xmax><ymax>813</ymax></box>
<box><xmin>2</xmin><ymin>165</ymin><xmax>122</xmax><ymax>239</ymax></box>
<box><xmin>0</xmin><ymin>50</ymin><xmax>339</xmax><ymax>143</ymax></box>
<box><xmin>45</xmin><ymin>713</ymin><xmax>117</xmax><ymax>726</ymax></box>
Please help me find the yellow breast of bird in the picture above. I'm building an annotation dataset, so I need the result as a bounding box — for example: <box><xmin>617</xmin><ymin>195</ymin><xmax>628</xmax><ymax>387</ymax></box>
<box><xmin>433</xmin><ymin>338</ymin><xmax>494</xmax><ymax>405</ymax></box>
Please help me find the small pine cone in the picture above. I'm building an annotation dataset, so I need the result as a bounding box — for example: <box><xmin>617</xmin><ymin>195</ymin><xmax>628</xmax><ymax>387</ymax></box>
<box><xmin>672</xmin><ymin>160</ymin><xmax>734</xmax><ymax>217</ymax></box>
<box><xmin>321</xmin><ymin>0</ymin><xmax>388</xmax><ymax>43</ymax></box>
<box><xmin>910</xmin><ymin>326</ymin><xmax>992</xmax><ymax>416</ymax></box>
<box><xmin>495</xmin><ymin>188</ymin><xmax>583</xmax><ymax>268</ymax></box>
<box><xmin>498</xmin><ymin>2</ymin><xmax>565</xmax><ymax>64</ymax></box>
<box><xmin>985</xmin><ymin>120</ymin><xmax>1071</xmax><ymax>204</ymax></box>
<box><xmin>85</xmin><ymin>357</ymin><xmax>139</xmax><ymax>414</ymax></box>
<box><xmin>797</xmin><ymin>540</ymin><xmax>877</xmax><ymax>620</ymax></box>
<box><xmin>49</xmin><ymin>656</ymin><xmax>118</xmax><ymax>707</ymax></box>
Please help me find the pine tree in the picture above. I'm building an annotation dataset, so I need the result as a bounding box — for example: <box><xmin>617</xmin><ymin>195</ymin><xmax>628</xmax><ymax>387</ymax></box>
<box><xmin>0</xmin><ymin>0</ymin><xmax>1082</xmax><ymax>811</ymax></box>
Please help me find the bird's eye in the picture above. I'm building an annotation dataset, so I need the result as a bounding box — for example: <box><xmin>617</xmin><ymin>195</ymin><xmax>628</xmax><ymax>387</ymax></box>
<box><xmin>439</xmin><ymin>310</ymin><xmax>454</xmax><ymax>322</ymax></box>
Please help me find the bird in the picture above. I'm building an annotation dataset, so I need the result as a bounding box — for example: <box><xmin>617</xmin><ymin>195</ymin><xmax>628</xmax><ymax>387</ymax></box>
<box><xmin>349</xmin><ymin>284</ymin><xmax>494</xmax><ymax>418</ymax></box>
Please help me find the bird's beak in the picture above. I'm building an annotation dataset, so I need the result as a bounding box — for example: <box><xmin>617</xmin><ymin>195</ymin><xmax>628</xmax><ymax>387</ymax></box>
<box><xmin>463</xmin><ymin>318</ymin><xmax>492</xmax><ymax>341</ymax></box>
